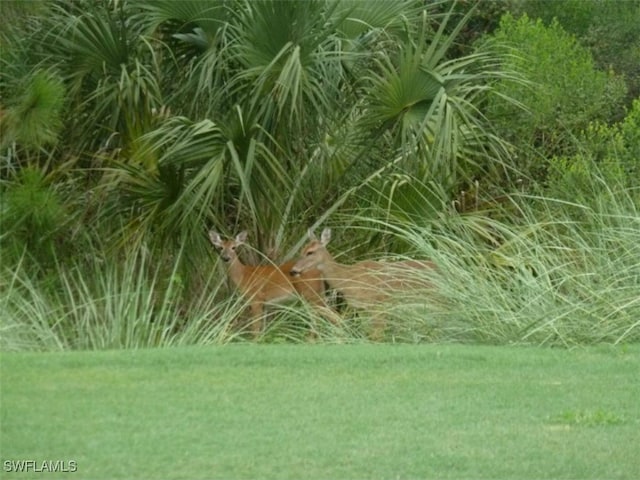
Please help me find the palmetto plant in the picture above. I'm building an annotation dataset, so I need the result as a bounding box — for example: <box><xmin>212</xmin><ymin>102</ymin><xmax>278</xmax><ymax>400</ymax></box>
<box><xmin>2</xmin><ymin>0</ymin><xmax>524</xmax><ymax>267</ymax></box>
<box><xmin>39</xmin><ymin>1</ymin><xmax>164</xmax><ymax>153</ymax></box>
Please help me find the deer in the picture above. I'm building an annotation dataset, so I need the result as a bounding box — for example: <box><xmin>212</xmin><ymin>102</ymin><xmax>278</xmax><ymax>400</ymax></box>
<box><xmin>209</xmin><ymin>230</ymin><xmax>337</xmax><ymax>337</ymax></box>
<box><xmin>290</xmin><ymin>228</ymin><xmax>437</xmax><ymax>338</ymax></box>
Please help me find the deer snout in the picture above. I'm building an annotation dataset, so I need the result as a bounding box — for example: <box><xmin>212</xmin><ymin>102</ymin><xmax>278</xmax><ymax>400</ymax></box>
<box><xmin>290</xmin><ymin>268</ymin><xmax>301</xmax><ymax>277</ymax></box>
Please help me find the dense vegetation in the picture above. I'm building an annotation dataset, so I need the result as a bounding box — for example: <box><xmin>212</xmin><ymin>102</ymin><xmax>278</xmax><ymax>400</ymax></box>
<box><xmin>1</xmin><ymin>0</ymin><xmax>639</xmax><ymax>349</ymax></box>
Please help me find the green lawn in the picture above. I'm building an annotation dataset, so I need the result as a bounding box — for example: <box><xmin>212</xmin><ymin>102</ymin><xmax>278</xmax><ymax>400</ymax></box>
<box><xmin>1</xmin><ymin>345</ymin><xmax>639</xmax><ymax>479</ymax></box>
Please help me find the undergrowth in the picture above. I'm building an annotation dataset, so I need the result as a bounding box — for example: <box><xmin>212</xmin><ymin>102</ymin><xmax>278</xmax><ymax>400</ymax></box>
<box><xmin>2</xmin><ymin>166</ymin><xmax>638</xmax><ymax>350</ymax></box>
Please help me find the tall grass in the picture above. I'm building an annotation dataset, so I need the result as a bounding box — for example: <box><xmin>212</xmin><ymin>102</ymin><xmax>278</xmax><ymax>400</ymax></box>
<box><xmin>0</xmin><ymin>247</ymin><xmax>245</xmax><ymax>351</ymax></box>
<box><xmin>2</xmin><ymin>163</ymin><xmax>638</xmax><ymax>350</ymax></box>
<box><xmin>0</xmin><ymin>240</ymin><xmax>350</xmax><ymax>350</ymax></box>
<box><xmin>348</xmin><ymin>180</ymin><xmax>640</xmax><ymax>346</ymax></box>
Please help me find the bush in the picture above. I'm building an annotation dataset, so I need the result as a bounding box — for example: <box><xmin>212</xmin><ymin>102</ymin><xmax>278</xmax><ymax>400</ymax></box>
<box><xmin>547</xmin><ymin>98</ymin><xmax>640</xmax><ymax>202</ymax></box>
<box><xmin>1</xmin><ymin>69</ymin><xmax>66</xmax><ymax>151</ymax></box>
<box><xmin>483</xmin><ymin>13</ymin><xmax>627</xmax><ymax>180</ymax></box>
<box><xmin>616</xmin><ymin>98</ymin><xmax>640</xmax><ymax>182</ymax></box>
<box><xmin>514</xmin><ymin>0</ymin><xmax>640</xmax><ymax>104</ymax></box>
<box><xmin>0</xmin><ymin>167</ymin><xmax>67</xmax><ymax>267</ymax></box>
<box><xmin>3</xmin><ymin>173</ymin><xmax>639</xmax><ymax>349</ymax></box>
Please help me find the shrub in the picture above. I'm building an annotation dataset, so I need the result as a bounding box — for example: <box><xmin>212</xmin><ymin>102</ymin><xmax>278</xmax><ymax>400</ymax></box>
<box><xmin>1</xmin><ymin>69</ymin><xmax>66</xmax><ymax>151</ymax></box>
<box><xmin>514</xmin><ymin>0</ymin><xmax>640</xmax><ymax>104</ymax></box>
<box><xmin>547</xmin><ymin>98</ymin><xmax>640</xmax><ymax>201</ymax></box>
<box><xmin>483</xmin><ymin>13</ymin><xmax>627</xmax><ymax>180</ymax></box>
<box><xmin>0</xmin><ymin>167</ymin><xmax>67</xmax><ymax>267</ymax></box>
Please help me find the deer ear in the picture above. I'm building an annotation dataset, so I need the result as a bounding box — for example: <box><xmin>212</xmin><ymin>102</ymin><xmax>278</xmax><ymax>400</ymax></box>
<box><xmin>236</xmin><ymin>231</ymin><xmax>248</xmax><ymax>244</ymax></box>
<box><xmin>307</xmin><ymin>229</ymin><xmax>317</xmax><ymax>241</ymax></box>
<box><xmin>320</xmin><ymin>228</ymin><xmax>331</xmax><ymax>245</ymax></box>
<box><xmin>209</xmin><ymin>231</ymin><xmax>222</xmax><ymax>247</ymax></box>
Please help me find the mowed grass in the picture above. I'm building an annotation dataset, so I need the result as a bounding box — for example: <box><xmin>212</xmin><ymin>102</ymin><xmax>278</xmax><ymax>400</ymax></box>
<box><xmin>2</xmin><ymin>345</ymin><xmax>639</xmax><ymax>479</ymax></box>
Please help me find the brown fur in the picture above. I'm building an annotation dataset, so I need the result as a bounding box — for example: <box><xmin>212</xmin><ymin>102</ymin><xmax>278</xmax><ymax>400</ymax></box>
<box><xmin>209</xmin><ymin>231</ymin><xmax>336</xmax><ymax>336</ymax></box>
<box><xmin>291</xmin><ymin>228</ymin><xmax>436</xmax><ymax>337</ymax></box>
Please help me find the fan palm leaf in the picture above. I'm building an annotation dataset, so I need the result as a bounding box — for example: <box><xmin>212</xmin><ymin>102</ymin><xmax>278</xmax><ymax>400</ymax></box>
<box><xmin>227</xmin><ymin>0</ymin><xmax>348</xmax><ymax>147</ymax></box>
<box><xmin>360</xmin><ymin>5</ymin><xmax>521</xmax><ymax>190</ymax></box>
<box><xmin>132</xmin><ymin>0</ymin><xmax>230</xmax><ymax>37</ymax></box>
<box><xmin>40</xmin><ymin>2</ymin><xmax>163</xmax><ymax>151</ymax></box>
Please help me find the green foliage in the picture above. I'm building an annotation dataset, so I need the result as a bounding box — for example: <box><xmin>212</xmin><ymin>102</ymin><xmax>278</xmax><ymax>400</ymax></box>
<box><xmin>515</xmin><ymin>0</ymin><xmax>640</xmax><ymax>102</ymax></box>
<box><xmin>483</xmin><ymin>13</ymin><xmax>627</xmax><ymax>178</ymax></box>
<box><xmin>27</xmin><ymin>0</ymin><xmax>510</xmax><ymax>255</ymax></box>
<box><xmin>619</xmin><ymin>99</ymin><xmax>640</xmax><ymax>170</ymax></box>
<box><xmin>361</xmin><ymin>8</ymin><xmax>515</xmax><ymax>191</ymax></box>
<box><xmin>0</xmin><ymin>1</ymin><xmax>50</xmax><ymax>81</ymax></box>
<box><xmin>103</xmin><ymin>117</ymin><xmax>228</xmax><ymax>259</ymax></box>
<box><xmin>333</xmin><ymin>162</ymin><xmax>639</xmax><ymax>346</ymax></box>
<box><xmin>3</xmin><ymin>155</ymin><xmax>639</xmax><ymax>349</ymax></box>
<box><xmin>0</xmin><ymin>242</ymin><xmax>241</xmax><ymax>351</ymax></box>
<box><xmin>40</xmin><ymin>1</ymin><xmax>164</xmax><ymax>152</ymax></box>
<box><xmin>512</xmin><ymin>0</ymin><xmax>597</xmax><ymax>36</ymax></box>
<box><xmin>547</xmin><ymin>155</ymin><xmax>624</xmax><ymax>206</ymax></box>
<box><xmin>1</xmin><ymin>167</ymin><xmax>66</xmax><ymax>265</ymax></box>
<box><xmin>423</xmin><ymin>199</ymin><xmax>640</xmax><ymax>346</ymax></box>
<box><xmin>2</xmin><ymin>168</ymin><xmax>63</xmax><ymax>232</ymax></box>
<box><xmin>1</xmin><ymin>69</ymin><xmax>66</xmax><ymax>150</ymax></box>
<box><xmin>547</xmin><ymin>98</ymin><xmax>640</xmax><ymax>201</ymax></box>
<box><xmin>434</xmin><ymin>0</ymin><xmax>516</xmax><ymax>55</ymax></box>
<box><xmin>3</xmin><ymin>1</ymin><xmax>637</xmax><ymax>349</ymax></box>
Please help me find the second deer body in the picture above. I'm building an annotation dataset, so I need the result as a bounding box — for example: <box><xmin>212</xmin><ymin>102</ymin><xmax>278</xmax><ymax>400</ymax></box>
<box><xmin>290</xmin><ymin>228</ymin><xmax>436</xmax><ymax>337</ymax></box>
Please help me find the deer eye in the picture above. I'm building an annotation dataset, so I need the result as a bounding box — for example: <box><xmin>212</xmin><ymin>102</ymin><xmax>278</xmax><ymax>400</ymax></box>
<box><xmin>306</xmin><ymin>250</ymin><xmax>314</xmax><ymax>256</ymax></box>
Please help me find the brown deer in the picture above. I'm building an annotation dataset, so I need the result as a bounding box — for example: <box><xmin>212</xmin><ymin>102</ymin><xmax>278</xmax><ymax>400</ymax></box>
<box><xmin>290</xmin><ymin>228</ymin><xmax>436</xmax><ymax>338</ymax></box>
<box><xmin>209</xmin><ymin>231</ymin><xmax>337</xmax><ymax>336</ymax></box>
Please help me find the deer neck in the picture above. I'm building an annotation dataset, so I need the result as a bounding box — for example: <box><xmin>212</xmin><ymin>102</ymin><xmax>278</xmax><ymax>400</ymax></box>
<box><xmin>225</xmin><ymin>257</ymin><xmax>248</xmax><ymax>289</ymax></box>
<box><xmin>319</xmin><ymin>254</ymin><xmax>351</xmax><ymax>291</ymax></box>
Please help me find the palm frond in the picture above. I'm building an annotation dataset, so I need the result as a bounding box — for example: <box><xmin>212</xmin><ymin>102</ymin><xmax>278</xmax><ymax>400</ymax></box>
<box><xmin>132</xmin><ymin>0</ymin><xmax>231</xmax><ymax>38</ymax></box>
<box><xmin>228</xmin><ymin>0</ymin><xmax>346</xmax><ymax>138</ymax></box>
<box><xmin>359</xmin><ymin>6</ymin><xmax>527</xmax><ymax>190</ymax></box>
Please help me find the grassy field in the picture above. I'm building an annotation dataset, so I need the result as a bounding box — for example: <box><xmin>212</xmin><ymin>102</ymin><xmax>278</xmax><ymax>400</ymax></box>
<box><xmin>2</xmin><ymin>344</ymin><xmax>639</xmax><ymax>479</ymax></box>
